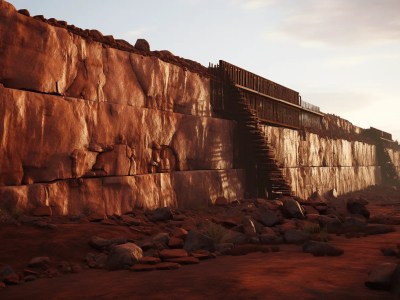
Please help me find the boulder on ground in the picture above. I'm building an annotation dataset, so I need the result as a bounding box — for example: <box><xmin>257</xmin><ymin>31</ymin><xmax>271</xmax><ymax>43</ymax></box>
<box><xmin>0</xmin><ymin>265</ymin><xmax>19</xmax><ymax>285</ymax></box>
<box><xmin>151</xmin><ymin>207</ymin><xmax>173</xmax><ymax>221</ymax></box>
<box><xmin>255</xmin><ymin>208</ymin><xmax>280</xmax><ymax>227</ymax></box>
<box><xmin>347</xmin><ymin>198</ymin><xmax>370</xmax><ymax>218</ymax></box>
<box><xmin>106</xmin><ymin>243</ymin><xmax>143</xmax><ymax>270</ymax></box>
<box><xmin>159</xmin><ymin>249</ymin><xmax>188</xmax><ymax>259</ymax></box>
<box><xmin>282</xmin><ymin>198</ymin><xmax>305</xmax><ymax>219</ymax></box>
<box><xmin>242</xmin><ymin>216</ymin><xmax>257</xmax><ymax>237</ymax></box>
<box><xmin>89</xmin><ymin>236</ymin><xmax>127</xmax><ymax>250</ymax></box>
<box><xmin>214</xmin><ymin>196</ymin><xmax>229</xmax><ymax>206</ymax></box>
<box><xmin>365</xmin><ymin>225</ymin><xmax>395</xmax><ymax>235</ymax></box>
<box><xmin>303</xmin><ymin>241</ymin><xmax>344</xmax><ymax>256</ymax></box>
<box><xmin>85</xmin><ymin>252</ymin><xmax>108</xmax><ymax>269</ymax></box>
<box><xmin>183</xmin><ymin>230</ymin><xmax>215</xmax><ymax>252</ymax></box>
<box><xmin>365</xmin><ymin>263</ymin><xmax>397</xmax><ymax>290</ymax></box>
<box><xmin>28</xmin><ymin>256</ymin><xmax>51</xmax><ymax>268</ymax></box>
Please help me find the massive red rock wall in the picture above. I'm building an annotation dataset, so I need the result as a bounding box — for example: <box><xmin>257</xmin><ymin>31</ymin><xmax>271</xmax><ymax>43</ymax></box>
<box><xmin>0</xmin><ymin>3</ymin><xmax>210</xmax><ymax>117</ymax></box>
<box><xmin>262</xmin><ymin>126</ymin><xmax>382</xmax><ymax>199</ymax></box>
<box><xmin>0</xmin><ymin>2</ymin><xmax>245</xmax><ymax>214</ymax></box>
<box><xmin>388</xmin><ymin>149</ymin><xmax>400</xmax><ymax>178</ymax></box>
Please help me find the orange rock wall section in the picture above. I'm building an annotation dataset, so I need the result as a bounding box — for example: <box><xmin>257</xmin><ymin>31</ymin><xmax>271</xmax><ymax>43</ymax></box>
<box><xmin>0</xmin><ymin>1</ymin><xmax>245</xmax><ymax>214</ymax></box>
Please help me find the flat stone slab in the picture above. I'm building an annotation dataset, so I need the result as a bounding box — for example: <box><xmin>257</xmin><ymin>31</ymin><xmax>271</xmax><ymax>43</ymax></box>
<box><xmin>139</xmin><ymin>257</ymin><xmax>161</xmax><ymax>265</ymax></box>
<box><xmin>166</xmin><ymin>257</ymin><xmax>200</xmax><ymax>265</ymax></box>
<box><xmin>159</xmin><ymin>249</ymin><xmax>188</xmax><ymax>259</ymax></box>
<box><xmin>156</xmin><ymin>262</ymin><xmax>181</xmax><ymax>270</ymax></box>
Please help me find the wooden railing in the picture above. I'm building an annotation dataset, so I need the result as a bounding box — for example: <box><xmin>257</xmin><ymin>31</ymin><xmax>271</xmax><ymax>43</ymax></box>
<box><xmin>209</xmin><ymin>60</ymin><xmax>324</xmax><ymax>130</ymax></box>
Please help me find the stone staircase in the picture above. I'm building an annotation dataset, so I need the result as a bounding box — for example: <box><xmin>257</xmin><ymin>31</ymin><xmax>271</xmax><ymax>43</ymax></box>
<box><xmin>377</xmin><ymin>142</ymin><xmax>399</xmax><ymax>185</ymax></box>
<box><xmin>229</xmin><ymin>86</ymin><xmax>292</xmax><ymax>199</ymax></box>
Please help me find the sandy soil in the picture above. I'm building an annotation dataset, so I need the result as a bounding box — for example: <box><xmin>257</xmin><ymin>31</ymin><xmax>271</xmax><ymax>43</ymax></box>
<box><xmin>1</xmin><ymin>186</ymin><xmax>400</xmax><ymax>299</ymax></box>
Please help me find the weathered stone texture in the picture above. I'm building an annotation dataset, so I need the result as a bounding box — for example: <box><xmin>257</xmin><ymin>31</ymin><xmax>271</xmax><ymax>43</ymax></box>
<box><xmin>0</xmin><ymin>170</ymin><xmax>245</xmax><ymax>215</ymax></box>
<box><xmin>0</xmin><ymin>86</ymin><xmax>235</xmax><ymax>186</ymax></box>
<box><xmin>387</xmin><ymin>148</ymin><xmax>400</xmax><ymax>178</ymax></box>
<box><xmin>262</xmin><ymin>125</ymin><xmax>383</xmax><ymax>199</ymax></box>
<box><xmin>0</xmin><ymin>6</ymin><xmax>210</xmax><ymax>116</ymax></box>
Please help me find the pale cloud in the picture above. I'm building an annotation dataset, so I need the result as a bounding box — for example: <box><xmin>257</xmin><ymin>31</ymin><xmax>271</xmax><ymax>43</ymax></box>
<box><xmin>120</xmin><ymin>27</ymin><xmax>153</xmax><ymax>42</ymax></box>
<box><xmin>325</xmin><ymin>53</ymin><xmax>400</xmax><ymax>68</ymax></box>
<box><xmin>303</xmin><ymin>91</ymin><xmax>375</xmax><ymax>114</ymax></box>
<box><xmin>242</xmin><ymin>0</ymin><xmax>276</xmax><ymax>9</ymax></box>
<box><xmin>231</xmin><ymin>0</ymin><xmax>276</xmax><ymax>10</ymax></box>
<box><xmin>269</xmin><ymin>0</ymin><xmax>400</xmax><ymax>46</ymax></box>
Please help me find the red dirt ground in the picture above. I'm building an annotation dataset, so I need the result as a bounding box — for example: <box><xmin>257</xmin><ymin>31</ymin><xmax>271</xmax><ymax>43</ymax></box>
<box><xmin>1</xmin><ymin>186</ymin><xmax>400</xmax><ymax>299</ymax></box>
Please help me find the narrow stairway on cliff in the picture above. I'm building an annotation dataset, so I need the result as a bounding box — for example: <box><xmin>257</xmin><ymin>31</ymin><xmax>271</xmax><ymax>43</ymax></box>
<box><xmin>228</xmin><ymin>85</ymin><xmax>293</xmax><ymax>199</ymax></box>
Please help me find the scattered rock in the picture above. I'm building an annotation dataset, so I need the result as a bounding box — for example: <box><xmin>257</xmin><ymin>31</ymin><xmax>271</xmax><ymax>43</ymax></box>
<box><xmin>32</xmin><ymin>206</ymin><xmax>52</xmax><ymax>217</ymax></box>
<box><xmin>121</xmin><ymin>215</ymin><xmax>141</xmax><ymax>226</ymax></box>
<box><xmin>34</xmin><ymin>221</ymin><xmax>58</xmax><ymax>229</ymax></box>
<box><xmin>242</xmin><ymin>216</ymin><xmax>257</xmax><ymax>237</ymax></box>
<box><xmin>184</xmin><ymin>230</ymin><xmax>215</xmax><ymax>252</ymax></box>
<box><xmin>89</xmin><ymin>236</ymin><xmax>127</xmax><ymax>250</ymax></box>
<box><xmin>18</xmin><ymin>215</ymin><xmax>47</xmax><ymax>224</ymax></box>
<box><xmin>307</xmin><ymin>191</ymin><xmax>327</xmax><ymax>205</ymax></box>
<box><xmin>190</xmin><ymin>249</ymin><xmax>215</xmax><ymax>260</ymax></box>
<box><xmin>151</xmin><ymin>207</ymin><xmax>173</xmax><ymax>221</ymax></box>
<box><xmin>0</xmin><ymin>266</ymin><xmax>19</xmax><ymax>285</ymax></box>
<box><xmin>281</xmin><ymin>198</ymin><xmax>305</xmax><ymax>219</ymax></box>
<box><xmin>214</xmin><ymin>196</ymin><xmax>229</xmax><ymax>206</ymax></box>
<box><xmin>134</xmin><ymin>39</ymin><xmax>150</xmax><ymax>52</ymax></box>
<box><xmin>303</xmin><ymin>241</ymin><xmax>344</xmax><ymax>256</ymax></box>
<box><xmin>171</xmin><ymin>227</ymin><xmax>188</xmax><ymax>238</ymax></box>
<box><xmin>152</xmin><ymin>232</ymin><xmax>170</xmax><ymax>246</ymax></box>
<box><xmin>85</xmin><ymin>252</ymin><xmax>108</xmax><ymax>269</ymax></box>
<box><xmin>28</xmin><ymin>256</ymin><xmax>51</xmax><ymax>269</ymax></box>
<box><xmin>139</xmin><ymin>257</ymin><xmax>161</xmax><ymax>265</ymax></box>
<box><xmin>156</xmin><ymin>262</ymin><xmax>181</xmax><ymax>270</ymax></box>
<box><xmin>347</xmin><ymin>198</ymin><xmax>370</xmax><ymax>218</ymax></box>
<box><xmin>381</xmin><ymin>247</ymin><xmax>398</xmax><ymax>257</ymax></box>
<box><xmin>255</xmin><ymin>208</ymin><xmax>279</xmax><ymax>227</ymax></box>
<box><xmin>216</xmin><ymin>243</ymin><xmax>234</xmax><ymax>254</ymax></box>
<box><xmin>168</xmin><ymin>237</ymin><xmax>184</xmax><ymax>248</ymax></box>
<box><xmin>259</xmin><ymin>233</ymin><xmax>281</xmax><ymax>245</ymax></box>
<box><xmin>284</xmin><ymin>229</ymin><xmax>309</xmax><ymax>244</ymax></box>
<box><xmin>23</xmin><ymin>269</ymin><xmax>40</xmax><ymax>277</ymax></box>
<box><xmin>223</xmin><ymin>230</ymin><xmax>248</xmax><ymax>245</ymax></box>
<box><xmin>166</xmin><ymin>257</ymin><xmax>199</xmax><ymax>265</ymax></box>
<box><xmin>106</xmin><ymin>243</ymin><xmax>143</xmax><ymax>270</ymax></box>
<box><xmin>365</xmin><ymin>263</ymin><xmax>397</xmax><ymax>290</ymax></box>
<box><xmin>71</xmin><ymin>263</ymin><xmax>83</xmax><ymax>273</ymax></box>
<box><xmin>57</xmin><ymin>261</ymin><xmax>72</xmax><ymax>273</ymax></box>
<box><xmin>45</xmin><ymin>268</ymin><xmax>59</xmax><ymax>278</ymax></box>
<box><xmin>317</xmin><ymin>215</ymin><xmax>342</xmax><ymax>233</ymax></box>
<box><xmin>340</xmin><ymin>217</ymin><xmax>367</xmax><ymax>234</ymax></box>
<box><xmin>172</xmin><ymin>214</ymin><xmax>186</xmax><ymax>221</ymax></box>
<box><xmin>365</xmin><ymin>225</ymin><xmax>395</xmax><ymax>235</ymax></box>
<box><xmin>159</xmin><ymin>249</ymin><xmax>188</xmax><ymax>259</ymax></box>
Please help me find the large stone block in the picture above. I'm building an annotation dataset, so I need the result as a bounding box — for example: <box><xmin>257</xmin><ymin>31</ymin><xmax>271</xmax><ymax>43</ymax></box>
<box><xmin>0</xmin><ymin>6</ymin><xmax>210</xmax><ymax>116</ymax></box>
<box><xmin>0</xmin><ymin>170</ymin><xmax>245</xmax><ymax>215</ymax></box>
<box><xmin>0</xmin><ymin>87</ymin><xmax>235</xmax><ymax>186</ymax></box>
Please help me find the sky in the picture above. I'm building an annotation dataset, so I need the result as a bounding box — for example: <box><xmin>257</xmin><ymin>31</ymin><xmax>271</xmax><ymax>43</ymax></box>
<box><xmin>9</xmin><ymin>0</ymin><xmax>400</xmax><ymax>141</ymax></box>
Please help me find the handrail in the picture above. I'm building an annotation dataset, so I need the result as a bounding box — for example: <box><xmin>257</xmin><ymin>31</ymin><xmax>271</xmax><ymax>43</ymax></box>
<box><xmin>235</xmin><ymin>84</ymin><xmax>325</xmax><ymax>117</ymax></box>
